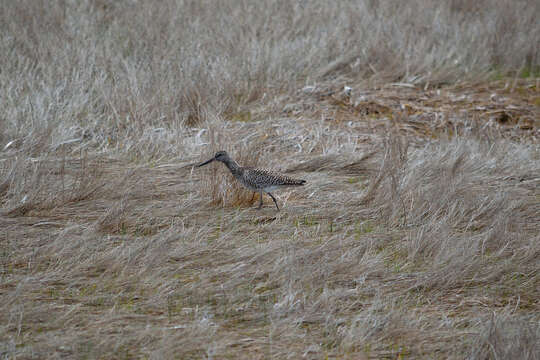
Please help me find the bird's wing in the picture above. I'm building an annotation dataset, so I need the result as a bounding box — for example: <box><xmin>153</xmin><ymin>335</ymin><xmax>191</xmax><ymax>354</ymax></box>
<box><xmin>245</xmin><ymin>168</ymin><xmax>305</xmax><ymax>186</ymax></box>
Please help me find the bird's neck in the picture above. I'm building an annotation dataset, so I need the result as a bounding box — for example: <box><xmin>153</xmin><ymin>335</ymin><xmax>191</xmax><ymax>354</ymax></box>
<box><xmin>223</xmin><ymin>159</ymin><xmax>242</xmax><ymax>177</ymax></box>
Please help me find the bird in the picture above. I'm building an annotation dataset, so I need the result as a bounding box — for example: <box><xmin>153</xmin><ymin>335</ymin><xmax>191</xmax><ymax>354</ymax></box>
<box><xmin>198</xmin><ymin>151</ymin><xmax>306</xmax><ymax>211</ymax></box>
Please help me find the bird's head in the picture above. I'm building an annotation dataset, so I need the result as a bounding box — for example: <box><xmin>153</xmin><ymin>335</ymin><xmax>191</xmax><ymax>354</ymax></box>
<box><xmin>198</xmin><ymin>150</ymin><xmax>230</xmax><ymax>167</ymax></box>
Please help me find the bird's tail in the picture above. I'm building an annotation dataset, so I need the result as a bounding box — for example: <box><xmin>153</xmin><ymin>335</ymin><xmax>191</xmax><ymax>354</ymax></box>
<box><xmin>290</xmin><ymin>179</ymin><xmax>306</xmax><ymax>186</ymax></box>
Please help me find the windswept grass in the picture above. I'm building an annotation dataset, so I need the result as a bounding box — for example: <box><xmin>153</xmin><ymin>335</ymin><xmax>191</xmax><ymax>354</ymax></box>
<box><xmin>1</xmin><ymin>0</ymin><xmax>539</xmax><ymax>359</ymax></box>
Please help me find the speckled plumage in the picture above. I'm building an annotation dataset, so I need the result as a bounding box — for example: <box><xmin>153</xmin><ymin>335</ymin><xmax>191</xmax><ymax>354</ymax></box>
<box><xmin>198</xmin><ymin>151</ymin><xmax>306</xmax><ymax>211</ymax></box>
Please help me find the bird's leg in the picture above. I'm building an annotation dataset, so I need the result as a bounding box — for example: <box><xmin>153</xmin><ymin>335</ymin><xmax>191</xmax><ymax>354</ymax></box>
<box><xmin>257</xmin><ymin>191</ymin><xmax>264</xmax><ymax>209</ymax></box>
<box><xmin>267</xmin><ymin>192</ymin><xmax>280</xmax><ymax>211</ymax></box>
<box><xmin>250</xmin><ymin>192</ymin><xmax>256</xmax><ymax>203</ymax></box>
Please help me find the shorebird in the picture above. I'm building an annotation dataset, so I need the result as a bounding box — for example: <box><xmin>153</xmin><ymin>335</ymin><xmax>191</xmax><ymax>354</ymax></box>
<box><xmin>198</xmin><ymin>151</ymin><xmax>306</xmax><ymax>211</ymax></box>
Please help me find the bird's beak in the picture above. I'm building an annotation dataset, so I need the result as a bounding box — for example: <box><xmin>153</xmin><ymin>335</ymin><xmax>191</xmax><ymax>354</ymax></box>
<box><xmin>197</xmin><ymin>157</ymin><xmax>215</xmax><ymax>167</ymax></box>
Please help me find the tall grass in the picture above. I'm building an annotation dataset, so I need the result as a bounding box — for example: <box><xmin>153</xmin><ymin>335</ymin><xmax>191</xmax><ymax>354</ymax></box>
<box><xmin>1</xmin><ymin>0</ymin><xmax>539</xmax><ymax>157</ymax></box>
<box><xmin>1</xmin><ymin>1</ymin><xmax>539</xmax><ymax>359</ymax></box>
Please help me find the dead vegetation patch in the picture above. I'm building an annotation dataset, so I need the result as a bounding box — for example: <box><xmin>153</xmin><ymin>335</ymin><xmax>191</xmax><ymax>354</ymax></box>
<box><xmin>2</xmin><ymin>122</ymin><xmax>538</xmax><ymax>358</ymax></box>
<box><xmin>1</xmin><ymin>0</ymin><xmax>539</xmax><ymax>358</ymax></box>
<box><xmin>283</xmin><ymin>78</ymin><xmax>539</xmax><ymax>145</ymax></box>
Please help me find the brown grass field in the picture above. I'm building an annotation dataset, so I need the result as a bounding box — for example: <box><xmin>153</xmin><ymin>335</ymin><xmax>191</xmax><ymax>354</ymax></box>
<box><xmin>1</xmin><ymin>1</ymin><xmax>539</xmax><ymax>359</ymax></box>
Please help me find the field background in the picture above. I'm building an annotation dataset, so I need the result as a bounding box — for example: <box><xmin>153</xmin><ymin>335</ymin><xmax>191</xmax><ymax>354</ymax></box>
<box><xmin>1</xmin><ymin>0</ymin><xmax>539</xmax><ymax>359</ymax></box>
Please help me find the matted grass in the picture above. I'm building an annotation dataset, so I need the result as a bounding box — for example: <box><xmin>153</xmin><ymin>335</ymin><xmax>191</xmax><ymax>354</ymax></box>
<box><xmin>1</xmin><ymin>1</ymin><xmax>539</xmax><ymax>359</ymax></box>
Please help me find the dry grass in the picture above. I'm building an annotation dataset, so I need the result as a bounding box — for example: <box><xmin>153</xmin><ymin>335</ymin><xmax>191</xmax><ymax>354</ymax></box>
<box><xmin>1</xmin><ymin>1</ymin><xmax>540</xmax><ymax>359</ymax></box>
